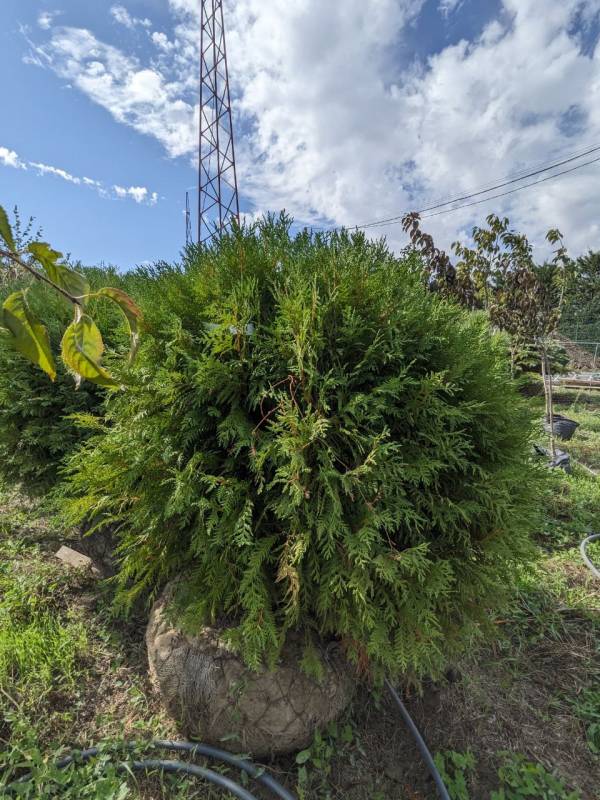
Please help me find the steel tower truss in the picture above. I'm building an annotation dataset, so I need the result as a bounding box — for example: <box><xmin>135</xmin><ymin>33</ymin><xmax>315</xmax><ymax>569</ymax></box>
<box><xmin>198</xmin><ymin>0</ymin><xmax>240</xmax><ymax>244</ymax></box>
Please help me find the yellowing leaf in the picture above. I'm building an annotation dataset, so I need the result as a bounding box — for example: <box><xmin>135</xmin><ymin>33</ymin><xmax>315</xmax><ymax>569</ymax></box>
<box><xmin>61</xmin><ymin>315</ymin><xmax>119</xmax><ymax>388</ymax></box>
<box><xmin>89</xmin><ymin>287</ymin><xmax>143</xmax><ymax>360</ymax></box>
<box><xmin>28</xmin><ymin>243</ymin><xmax>90</xmax><ymax>302</ymax></box>
<box><xmin>0</xmin><ymin>205</ymin><xmax>15</xmax><ymax>252</ymax></box>
<box><xmin>2</xmin><ymin>291</ymin><xmax>56</xmax><ymax>380</ymax></box>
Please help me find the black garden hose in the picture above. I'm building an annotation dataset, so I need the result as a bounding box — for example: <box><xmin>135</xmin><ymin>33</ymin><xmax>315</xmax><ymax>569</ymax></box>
<box><xmin>4</xmin><ymin>684</ymin><xmax>451</xmax><ymax>799</ymax></box>
<box><xmin>385</xmin><ymin>680</ymin><xmax>452</xmax><ymax>800</ymax></box>
<box><xmin>118</xmin><ymin>759</ymin><xmax>259</xmax><ymax>800</ymax></box>
<box><xmin>4</xmin><ymin>741</ymin><xmax>288</xmax><ymax>800</ymax></box>
<box><xmin>153</xmin><ymin>741</ymin><xmax>296</xmax><ymax>800</ymax></box>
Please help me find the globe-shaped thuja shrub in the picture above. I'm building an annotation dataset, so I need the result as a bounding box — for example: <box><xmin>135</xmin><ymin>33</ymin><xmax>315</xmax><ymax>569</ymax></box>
<box><xmin>63</xmin><ymin>215</ymin><xmax>541</xmax><ymax>681</ymax></box>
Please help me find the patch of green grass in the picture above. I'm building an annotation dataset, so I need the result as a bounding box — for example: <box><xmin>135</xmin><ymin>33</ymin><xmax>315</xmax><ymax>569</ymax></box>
<box><xmin>558</xmin><ymin>404</ymin><xmax>600</xmax><ymax>471</ymax></box>
<box><xmin>0</xmin><ymin>612</ymin><xmax>87</xmax><ymax>693</ymax></box>
<box><xmin>0</xmin><ymin>723</ymin><xmax>210</xmax><ymax>799</ymax></box>
<box><xmin>494</xmin><ymin>543</ymin><xmax>598</xmax><ymax>684</ymax></box>
<box><xmin>0</xmin><ymin>492</ymin><xmax>223</xmax><ymax>799</ymax></box>
<box><xmin>530</xmin><ymin>389</ymin><xmax>600</xmax><ymax>470</ymax></box>
<box><xmin>568</xmin><ymin>407</ymin><xmax>600</xmax><ymax>433</ymax></box>
<box><xmin>571</xmin><ymin>688</ymin><xmax>600</xmax><ymax>755</ymax></box>
<box><xmin>1</xmin><ymin>722</ymin><xmax>130</xmax><ymax>800</ymax></box>
<box><xmin>514</xmin><ymin>550</ymin><xmax>600</xmax><ymax>625</ymax></box>
<box><xmin>529</xmin><ymin>389</ymin><xmax>600</xmax><ymax>549</ymax></box>
<box><xmin>540</xmin><ymin>466</ymin><xmax>600</xmax><ymax>549</ymax></box>
<box><xmin>0</xmin><ymin>550</ymin><xmax>89</xmax><ymax>704</ymax></box>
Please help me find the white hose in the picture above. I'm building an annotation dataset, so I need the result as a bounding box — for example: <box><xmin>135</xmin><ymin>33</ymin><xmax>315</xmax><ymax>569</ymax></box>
<box><xmin>580</xmin><ymin>533</ymin><xmax>600</xmax><ymax>578</ymax></box>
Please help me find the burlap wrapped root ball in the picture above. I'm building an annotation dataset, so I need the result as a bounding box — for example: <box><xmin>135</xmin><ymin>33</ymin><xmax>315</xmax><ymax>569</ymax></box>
<box><xmin>146</xmin><ymin>583</ymin><xmax>354</xmax><ymax>756</ymax></box>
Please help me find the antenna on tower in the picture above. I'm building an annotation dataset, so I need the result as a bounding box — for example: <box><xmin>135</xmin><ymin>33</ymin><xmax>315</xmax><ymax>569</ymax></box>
<box><xmin>185</xmin><ymin>191</ymin><xmax>192</xmax><ymax>246</ymax></box>
<box><xmin>198</xmin><ymin>0</ymin><xmax>240</xmax><ymax>245</ymax></box>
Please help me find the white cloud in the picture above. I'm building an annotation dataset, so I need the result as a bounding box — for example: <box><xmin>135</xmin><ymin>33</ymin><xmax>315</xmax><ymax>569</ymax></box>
<box><xmin>33</xmin><ymin>27</ymin><xmax>196</xmax><ymax>158</ymax></box>
<box><xmin>113</xmin><ymin>185</ymin><xmax>154</xmax><ymax>204</ymax></box>
<box><xmin>222</xmin><ymin>0</ymin><xmax>423</xmax><ymax>228</ymax></box>
<box><xmin>30</xmin><ymin>161</ymin><xmax>81</xmax><ymax>184</ymax></box>
<box><xmin>38</xmin><ymin>11</ymin><xmax>61</xmax><ymax>30</ymax></box>
<box><xmin>395</xmin><ymin>0</ymin><xmax>600</xmax><ymax>253</ymax></box>
<box><xmin>438</xmin><ymin>0</ymin><xmax>465</xmax><ymax>17</ymax></box>
<box><xmin>222</xmin><ymin>0</ymin><xmax>600</xmax><ymax>254</ymax></box>
<box><xmin>25</xmin><ymin>0</ymin><xmax>600</xmax><ymax>255</ymax></box>
<box><xmin>111</xmin><ymin>5</ymin><xmax>134</xmax><ymax>28</ymax></box>
<box><xmin>0</xmin><ymin>146</ymin><xmax>158</xmax><ymax>205</ymax></box>
<box><xmin>151</xmin><ymin>31</ymin><xmax>175</xmax><ymax>52</ymax></box>
<box><xmin>0</xmin><ymin>147</ymin><xmax>27</xmax><ymax>169</ymax></box>
<box><xmin>166</xmin><ymin>0</ymin><xmax>200</xmax><ymax>18</ymax></box>
<box><xmin>110</xmin><ymin>5</ymin><xmax>152</xmax><ymax>30</ymax></box>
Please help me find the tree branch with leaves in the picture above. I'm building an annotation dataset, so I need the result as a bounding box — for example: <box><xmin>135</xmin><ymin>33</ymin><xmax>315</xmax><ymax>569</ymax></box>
<box><xmin>0</xmin><ymin>205</ymin><xmax>142</xmax><ymax>388</ymax></box>
<box><xmin>402</xmin><ymin>212</ymin><xmax>573</xmax><ymax>459</ymax></box>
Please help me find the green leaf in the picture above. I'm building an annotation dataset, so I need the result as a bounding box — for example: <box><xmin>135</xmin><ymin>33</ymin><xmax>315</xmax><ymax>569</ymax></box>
<box><xmin>295</xmin><ymin>749</ymin><xmax>312</xmax><ymax>765</ymax></box>
<box><xmin>28</xmin><ymin>242</ymin><xmax>90</xmax><ymax>302</ymax></box>
<box><xmin>89</xmin><ymin>287</ymin><xmax>143</xmax><ymax>359</ymax></box>
<box><xmin>2</xmin><ymin>290</ymin><xmax>56</xmax><ymax>380</ymax></box>
<box><xmin>61</xmin><ymin>315</ymin><xmax>119</xmax><ymax>388</ymax></box>
<box><xmin>0</xmin><ymin>205</ymin><xmax>16</xmax><ymax>251</ymax></box>
<box><xmin>297</xmin><ymin>765</ymin><xmax>308</xmax><ymax>785</ymax></box>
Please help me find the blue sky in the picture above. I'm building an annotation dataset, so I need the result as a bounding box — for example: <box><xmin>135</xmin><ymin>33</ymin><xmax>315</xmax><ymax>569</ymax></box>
<box><xmin>1</xmin><ymin>0</ymin><xmax>600</xmax><ymax>269</ymax></box>
<box><xmin>1</xmin><ymin>0</ymin><xmax>194</xmax><ymax>268</ymax></box>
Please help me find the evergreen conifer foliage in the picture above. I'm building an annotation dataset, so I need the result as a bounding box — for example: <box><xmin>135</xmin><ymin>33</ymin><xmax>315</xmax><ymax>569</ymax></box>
<box><xmin>64</xmin><ymin>216</ymin><xmax>541</xmax><ymax>680</ymax></box>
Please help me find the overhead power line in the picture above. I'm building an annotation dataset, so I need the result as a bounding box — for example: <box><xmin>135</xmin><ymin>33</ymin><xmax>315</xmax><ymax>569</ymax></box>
<box><xmin>354</xmin><ymin>142</ymin><xmax>600</xmax><ymax>231</ymax></box>
<box><xmin>403</xmin><ymin>140</ymin><xmax>600</xmax><ymax>214</ymax></box>
<box><xmin>417</xmin><ymin>155</ymin><xmax>600</xmax><ymax>221</ymax></box>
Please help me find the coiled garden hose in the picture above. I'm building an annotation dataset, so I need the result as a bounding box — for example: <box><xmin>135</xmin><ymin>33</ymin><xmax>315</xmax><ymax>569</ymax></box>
<box><xmin>154</xmin><ymin>741</ymin><xmax>297</xmax><ymax>799</ymax></box>
<box><xmin>580</xmin><ymin>533</ymin><xmax>600</xmax><ymax>578</ymax></box>
<box><xmin>5</xmin><ymin>741</ymin><xmax>293</xmax><ymax>800</ymax></box>
<box><xmin>4</xmin><ymin>684</ymin><xmax>451</xmax><ymax>799</ymax></box>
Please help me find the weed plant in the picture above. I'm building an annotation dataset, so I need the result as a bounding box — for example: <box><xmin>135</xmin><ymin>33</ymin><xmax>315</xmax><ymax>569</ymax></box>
<box><xmin>434</xmin><ymin>750</ymin><xmax>582</xmax><ymax>800</ymax></box>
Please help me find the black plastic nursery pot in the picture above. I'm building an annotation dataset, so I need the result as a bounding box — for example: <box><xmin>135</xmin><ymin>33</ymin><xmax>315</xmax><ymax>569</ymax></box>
<box><xmin>533</xmin><ymin>444</ymin><xmax>572</xmax><ymax>473</ymax></box>
<box><xmin>544</xmin><ymin>414</ymin><xmax>579</xmax><ymax>441</ymax></box>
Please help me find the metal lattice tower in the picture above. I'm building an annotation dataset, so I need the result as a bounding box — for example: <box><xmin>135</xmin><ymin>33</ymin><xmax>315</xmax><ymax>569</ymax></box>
<box><xmin>185</xmin><ymin>191</ymin><xmax>192</xmax><ymax>246</ymax></box>
<box><xmin>198</xmin><ymin>0</ymin><xmax>240</xmax><ymax>244</ymax></box>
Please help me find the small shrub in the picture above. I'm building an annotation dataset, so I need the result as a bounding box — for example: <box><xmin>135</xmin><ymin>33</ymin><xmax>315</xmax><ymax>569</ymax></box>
<box><xmin>0</xmin><ymin>267</ymin><xmax>131</xmax><ymax>490</ymax></box>
<box><xmin>432</xmin><ymin>751</ymin><xmax>582</xmax><ymax>800</ymax></box>
<box><xmin>491</xmin><ymin>752</ymin><xmax>581</xmax><ymax>800</ymax></box>
<box><xmin>433</xmin><ymin>750</ymin><xmax>476</xmax><ymax>800</ymax></box>
<box><xmin>63</xmin><ymin>216</ymin><xmax>542</xmax><ymax>679</ymax></box>
<box><xmin>295</xmin><ymin>721</ymin><xmax>356</xmax><ymax>799</ymax></box>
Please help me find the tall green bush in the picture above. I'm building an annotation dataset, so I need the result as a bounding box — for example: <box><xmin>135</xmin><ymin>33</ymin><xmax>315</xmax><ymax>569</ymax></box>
<box><xmin>0</xmin><ymin>267</ymin><xmax>130</xmax><ymax>489</ymax></box>
<box><xmin>63</xmin><ymin>216</ymin><xmax>542</xmax><ymax>680</ymax></box>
